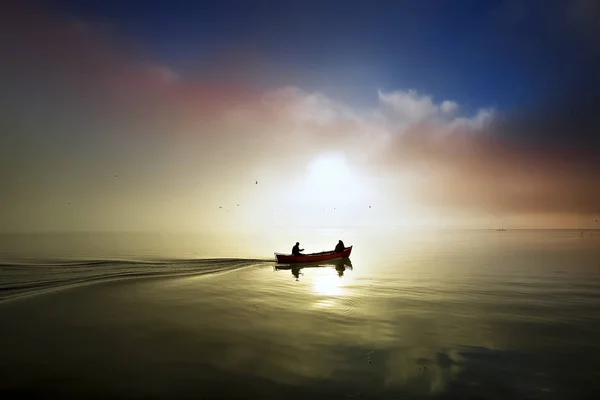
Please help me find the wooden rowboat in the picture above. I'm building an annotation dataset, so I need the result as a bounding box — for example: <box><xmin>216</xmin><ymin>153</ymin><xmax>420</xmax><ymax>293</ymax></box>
<box><xmin>275</xmin><ymin>246</ymin><xmax>352</xmax><ymax>264</ymax></box>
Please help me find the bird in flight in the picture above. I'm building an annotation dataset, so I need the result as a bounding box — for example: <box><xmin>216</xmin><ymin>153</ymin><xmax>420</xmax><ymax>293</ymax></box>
<box><xmin>218</xmin><ymin>206</ymin><xmax>223</xmax><ymax>209</ymax></box>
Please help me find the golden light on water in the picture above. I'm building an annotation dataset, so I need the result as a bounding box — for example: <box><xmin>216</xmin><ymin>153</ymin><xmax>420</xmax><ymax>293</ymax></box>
<box><xmin>312</xmin><ymin>269</ymin><xmax>344</xmax><ymax>297</ymax></box>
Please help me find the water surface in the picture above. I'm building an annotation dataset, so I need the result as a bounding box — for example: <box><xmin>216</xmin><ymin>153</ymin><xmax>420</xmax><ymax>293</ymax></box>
<box><xmin>1</xmin><ymin>230</ymin><xmax>599</xmax><ymax>398</ymax></box>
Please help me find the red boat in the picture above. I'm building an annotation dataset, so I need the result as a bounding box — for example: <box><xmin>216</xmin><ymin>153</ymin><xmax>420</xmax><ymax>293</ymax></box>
<box><xmin>275</xmin><ymin>246</ymin><xmax>353</xmax><ymax>264</ymax></box>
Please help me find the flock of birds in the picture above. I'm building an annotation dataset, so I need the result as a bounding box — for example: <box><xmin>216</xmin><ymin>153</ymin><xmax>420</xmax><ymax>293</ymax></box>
<box><xmin>67</xmin><ymin>176</ymin><xmax>370</xmax><ymax>214</ymax></box>
<box><xmin>217</xmin><ymin>180</ymin><xmax>259</xmax><ymax>212</ymax></box>
<box><xmin>64</xmin><ymin>175</ymin><xmax>599</xmax><ymax>230</ymax></box>
<box><xmin>216</xmin><ymin>179</ymin><xmax>374</xmax><ymax>213</ymax></box>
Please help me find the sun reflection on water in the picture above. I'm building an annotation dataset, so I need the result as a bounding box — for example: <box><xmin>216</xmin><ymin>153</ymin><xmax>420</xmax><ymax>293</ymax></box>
<box><xmin>312</xmin><ymin>270</ymin><xmax>344</xmax><ymax>297</ymax></box>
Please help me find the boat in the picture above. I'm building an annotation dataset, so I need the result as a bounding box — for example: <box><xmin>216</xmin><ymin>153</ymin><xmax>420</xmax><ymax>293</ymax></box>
<box><xmin>275</xmin><ymin>246</ymin><xmax>352</xmax><ymax>264</ymax></box>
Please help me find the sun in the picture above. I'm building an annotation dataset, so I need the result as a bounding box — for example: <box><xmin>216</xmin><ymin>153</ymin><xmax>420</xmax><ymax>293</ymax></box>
<box><xmin>306</xmin><ymin>153</ymin><xmax>353</xmax><ymax>188</ymax></box>
<box><xmin>304</xmin><ymin>153</ymin><xmax>363</xmax><ymax>205</ymax></box>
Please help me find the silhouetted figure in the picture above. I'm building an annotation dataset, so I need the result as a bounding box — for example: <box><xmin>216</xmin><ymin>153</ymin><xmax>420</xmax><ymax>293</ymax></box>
<box><xmin>292</xmin><ymin>242</ymin><xmax>304</xmax><ymax>256</ymax></box>
<box><xmin>334</xmin><ymin>240</ymin><xmax>345</xmax><ymax>253</ymax></box>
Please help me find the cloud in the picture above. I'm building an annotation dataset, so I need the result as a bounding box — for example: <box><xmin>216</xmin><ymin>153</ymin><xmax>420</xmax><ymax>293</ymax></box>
<box><xmin>440</xmin><ymin>100</ymin><xmax>459</xmax><ymax>115</ymax></box>
<box><xmin>260</xmin><ymin>86</ymin><xmax>493</xmax><ymax>152</ymax></box>
<box><xmin>378</xmin><ymin>90</ymin><xmax>440</xmax><ymax>124</ymax></box>
<box><xmin>253</xmin><ymin>87</ymin><xmax>599</xmax><ymax>220</ymax></box>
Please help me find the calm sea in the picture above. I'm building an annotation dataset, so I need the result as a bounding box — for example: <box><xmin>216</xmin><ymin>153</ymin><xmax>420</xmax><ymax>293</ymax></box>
<box><xmin>1</xmin><ymin>229</ymin><xmax>599</xmax><ymax>399</ymax></box>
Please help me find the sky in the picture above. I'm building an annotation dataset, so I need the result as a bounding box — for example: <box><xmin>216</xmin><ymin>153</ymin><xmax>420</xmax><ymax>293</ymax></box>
<box><xmin>1</xmin><ymin>0</ymin><xmax>599</xmax><ymax>233</ymax></box>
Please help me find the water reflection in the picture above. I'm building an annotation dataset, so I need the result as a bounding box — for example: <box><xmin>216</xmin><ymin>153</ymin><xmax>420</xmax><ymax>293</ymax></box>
<box><xmin>313</xmin><ymin>272</ymin><xmax>343</xmax><ymax>296</ymax></box>
<box><xmin>274</xmin><ymin>258</ymin><xmax>353</xmax><ymax>281</ymax></box>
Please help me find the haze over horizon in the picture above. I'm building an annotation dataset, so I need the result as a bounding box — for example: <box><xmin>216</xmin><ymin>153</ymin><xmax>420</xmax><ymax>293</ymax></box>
<box><xmin>2</xmin><ymin>0</ymin><xmax>599</xmax><ymax>234</ymax></box>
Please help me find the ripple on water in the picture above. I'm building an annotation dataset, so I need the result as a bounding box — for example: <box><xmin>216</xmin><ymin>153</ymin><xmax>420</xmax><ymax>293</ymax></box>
<box><xmin>0</xmin><ymin>258</ymin><xmax>273</xmax><ymax>301</ymax></box>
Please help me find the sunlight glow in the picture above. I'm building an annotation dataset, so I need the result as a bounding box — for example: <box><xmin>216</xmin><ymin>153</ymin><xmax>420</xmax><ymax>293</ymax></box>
<box><xmin>307</xmin><ymin>153</ymin><xmax>353</xmax><ymax>188</ymax></box>
<box><xmin>313</xmin><ymin>270</ymin><xmax>344</xmax><ymax>297</ymax></box>
<box><xmin>303</xmin><ymin>153</ymin><xmax>366</xmax><ymax>206</ymax></box>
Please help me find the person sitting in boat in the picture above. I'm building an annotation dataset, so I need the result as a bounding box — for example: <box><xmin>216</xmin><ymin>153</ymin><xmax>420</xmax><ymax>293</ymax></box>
<box><xmin>292</xmin><ymin>242</ymin><xmax>304</xmax><ymax>256</ymax></box>
<box><xmin>334</xmin><ymin>240</ymin><xmax>345</xmax><ymax>253</ymax></box>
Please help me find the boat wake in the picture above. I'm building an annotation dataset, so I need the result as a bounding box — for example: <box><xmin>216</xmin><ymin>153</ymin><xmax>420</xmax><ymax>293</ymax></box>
<box><xmin>0</xmin><ymin>258</ymin><xmax>274</xmax><ymax>301</ymax></box>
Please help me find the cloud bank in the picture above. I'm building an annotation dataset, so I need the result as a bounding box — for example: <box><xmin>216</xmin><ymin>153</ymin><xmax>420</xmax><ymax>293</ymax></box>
<box><xmin>253</xmin><ymin>86</ymin><xmax>599</xmax><ymax>221</ymax></box>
